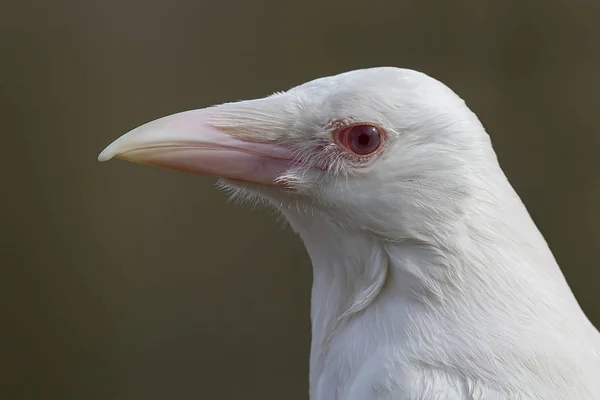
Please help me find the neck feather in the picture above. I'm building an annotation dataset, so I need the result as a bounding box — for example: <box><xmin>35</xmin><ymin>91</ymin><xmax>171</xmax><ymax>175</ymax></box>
<box><xmin>278</xmin><ymin>175</ymin><xmax>598</xmax><ymax>399</ymax></box>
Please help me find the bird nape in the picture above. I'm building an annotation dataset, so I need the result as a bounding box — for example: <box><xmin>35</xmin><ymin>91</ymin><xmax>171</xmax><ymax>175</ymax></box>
<box><xmin>99</xmin><ymin>67</ymin><xmax>600</xmax><ymax>400</ymax></box>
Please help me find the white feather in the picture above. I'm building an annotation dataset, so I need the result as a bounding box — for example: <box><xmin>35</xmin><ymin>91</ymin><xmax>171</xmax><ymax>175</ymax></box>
<box><xmin>218</xmin><ymin>67</ymin><xmax>600</xmax><ymax>399</ymax></box>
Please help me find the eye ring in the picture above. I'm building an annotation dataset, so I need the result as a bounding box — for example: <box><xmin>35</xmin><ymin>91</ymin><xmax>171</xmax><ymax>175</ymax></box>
<box><xmin>335</xmin><ymin>124</ymin><xmax>385</xmax><ymax>156</ymax></box>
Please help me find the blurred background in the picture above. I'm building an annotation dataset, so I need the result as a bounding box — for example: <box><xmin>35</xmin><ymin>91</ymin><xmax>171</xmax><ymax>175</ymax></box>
<box><xmin>2</xmin><ymin>0</ymin><xmax>599</xmax><ymax>398</ymax></box>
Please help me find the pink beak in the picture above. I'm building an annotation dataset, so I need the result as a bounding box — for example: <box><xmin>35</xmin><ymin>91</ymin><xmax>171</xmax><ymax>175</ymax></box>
<box><xmin>98</xmin><ymin>107</ymin><xmax>295</xmax><ymax>186</ymax></box>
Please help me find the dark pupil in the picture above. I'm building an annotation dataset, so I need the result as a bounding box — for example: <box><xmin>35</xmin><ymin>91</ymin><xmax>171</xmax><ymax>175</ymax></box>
<box><xmin>357</xmin><ymin>133</ymin><xmax>371</xmax><ymax>146</ymax></box>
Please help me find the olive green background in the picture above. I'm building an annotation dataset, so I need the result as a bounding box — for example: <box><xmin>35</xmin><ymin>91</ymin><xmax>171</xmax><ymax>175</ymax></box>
<box><xmin>2</xmin><ymin>0</ymin><xmax>599</xmax><ymax>399</ymax></box>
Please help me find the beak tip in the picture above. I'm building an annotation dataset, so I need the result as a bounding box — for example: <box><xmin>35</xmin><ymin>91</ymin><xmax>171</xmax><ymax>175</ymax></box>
<box><xmin>98</xmin><ymin>147</ymin><xmax>116</xmax><ymax>162</ymax></box>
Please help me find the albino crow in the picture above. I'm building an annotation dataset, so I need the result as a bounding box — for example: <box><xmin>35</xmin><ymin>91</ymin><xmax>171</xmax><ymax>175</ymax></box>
<box><xmin>99</xmin><ymin>67</ymin><xmax>600</xmax><ymax>399</ymax></box>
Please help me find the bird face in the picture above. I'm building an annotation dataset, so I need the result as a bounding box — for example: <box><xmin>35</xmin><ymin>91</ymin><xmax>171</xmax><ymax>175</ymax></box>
<box><xmin>99</xmin><ymin>67</ymin><xmax>489</xmax><ymax>235</ymax></box>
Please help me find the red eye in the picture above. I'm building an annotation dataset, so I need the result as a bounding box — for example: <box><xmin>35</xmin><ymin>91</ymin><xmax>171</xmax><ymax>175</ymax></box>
<box><xmin>338</xmin><ymin>125</ymin><xmax>383</xmax><ymax>156</ymax></box>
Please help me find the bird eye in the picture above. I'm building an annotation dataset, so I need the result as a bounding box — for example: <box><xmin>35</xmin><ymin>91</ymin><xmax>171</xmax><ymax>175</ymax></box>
<box><xmin>338</xmin><ymin>125</ymin><xmax>383</xmax><ymax>156</ymax></box>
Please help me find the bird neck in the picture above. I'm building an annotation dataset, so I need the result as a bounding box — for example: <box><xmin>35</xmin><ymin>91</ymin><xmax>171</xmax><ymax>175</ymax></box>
<box><xmin>284</xmin><ymin>215</ymin><xmax>390</xmax><ymax>399</ymax></box>
<box><xmin>281</xmin><ymin>175</ymin><xmax>597</xmax><ymax>399</ymax></box>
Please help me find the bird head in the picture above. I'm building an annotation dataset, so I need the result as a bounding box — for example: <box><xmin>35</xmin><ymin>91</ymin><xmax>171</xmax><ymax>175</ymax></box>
<box><xmin>98</xmin><ymin>68</ymin><xmax>600</xmax><ymax>399</ymax></box>
<box><xmin>99</xmin><ymin>67</ymin><xmax>495</xmax><ymax>240</ymax></box>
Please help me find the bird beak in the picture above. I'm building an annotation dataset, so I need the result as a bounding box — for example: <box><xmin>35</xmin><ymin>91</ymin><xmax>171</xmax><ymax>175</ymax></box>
<box><xmin>97</xmin><ymin>103</ymin><xmax>296</xmax><ymax>186</ymax></box>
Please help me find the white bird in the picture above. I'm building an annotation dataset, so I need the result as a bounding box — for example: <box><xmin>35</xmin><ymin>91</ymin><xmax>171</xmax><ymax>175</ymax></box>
<box><xmin>99</xmin><ymin>67</ymin><xmax>600</xmax><ymax>399</ymax></box>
